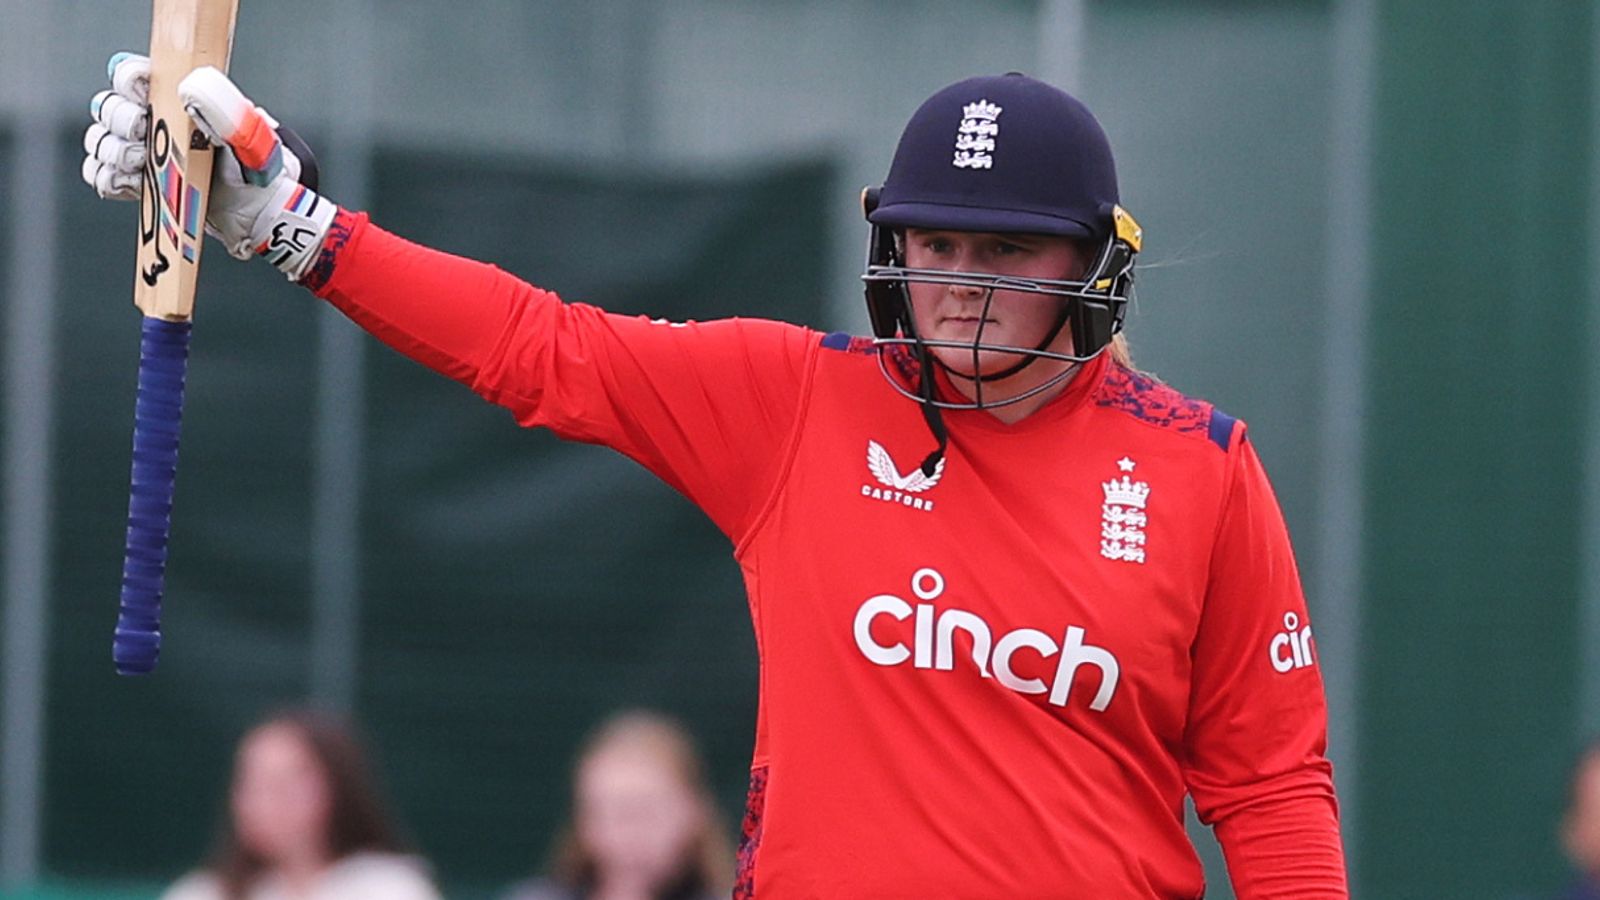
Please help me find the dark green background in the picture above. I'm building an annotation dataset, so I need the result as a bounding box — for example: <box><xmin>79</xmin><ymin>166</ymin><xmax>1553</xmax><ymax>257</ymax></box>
<box><xmin>1357</xmin><ymin>2</ymin><xmax>1594</xmax><ymax>897</ymax></box>
<box><xmin>39</xmin><ymin>132</ymin><xmax>831</xmax><ymax>895</ymax></box>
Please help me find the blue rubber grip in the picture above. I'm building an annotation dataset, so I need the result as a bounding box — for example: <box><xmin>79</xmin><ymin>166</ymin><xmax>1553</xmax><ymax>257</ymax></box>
<box><xmin>113</xmin><ymin>317</ymin><xmax>192</xmax><ymax>675</ymax></box>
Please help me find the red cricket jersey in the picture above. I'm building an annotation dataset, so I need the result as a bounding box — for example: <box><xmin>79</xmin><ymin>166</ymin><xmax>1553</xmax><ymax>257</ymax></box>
<box><xmin>307</xmin><ymin>212</ymin><xmax>1347</xmax><ymax>899</ymax></box>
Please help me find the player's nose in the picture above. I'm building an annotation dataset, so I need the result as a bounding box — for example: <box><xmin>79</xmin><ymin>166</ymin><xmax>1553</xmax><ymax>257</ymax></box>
<box><xmin>940</xmin><ymin>243</ymin><xmax>987</xmax><ymax>297</ymax></box>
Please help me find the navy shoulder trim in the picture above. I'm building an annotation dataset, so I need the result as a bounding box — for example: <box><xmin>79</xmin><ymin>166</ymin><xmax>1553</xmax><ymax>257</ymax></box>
<box><xmin>1095</xmin><ymin>364</ymin><xmax>1238</xmax><ymax>452</ymax></box>
<box><xmin>1207</xmin><ymin>408</ymin><xmax>1238</xmax><ymax>452</ymax></box>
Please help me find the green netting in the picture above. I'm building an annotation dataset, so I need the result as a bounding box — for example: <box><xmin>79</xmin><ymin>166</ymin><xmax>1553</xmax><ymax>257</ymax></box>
<box><xmin>1358</xmin><ymin>2</ymin><xmax>1594</xmax><ymax>897</ymax></box>
<box><xmin>40</xmin><ymin>124</ymin><xmax>831</xmax><ymax>895</ymax></box>
<box><xmin>356</xmin><ymin>149</ymin><xmax>833</xmax><ymax>888</ymax></box>
<box><xmin>0</xmin><ymin>882</ymin><xmax>158</xmax><ymax>900</ymax></box>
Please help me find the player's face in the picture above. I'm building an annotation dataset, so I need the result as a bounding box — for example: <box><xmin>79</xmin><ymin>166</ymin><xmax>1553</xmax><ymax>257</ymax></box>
<box><xmin>902</xmin><ymin>229</ymin><xmax>1084</xmax><ymax>387</ymax></box>
<box><xmin>231</xmin><ymin>723</ymin><xmax>333</xmax><ymax>866</ymax></box>
<box><xmin>576</xmin><ymin>747</ymin><xmax>705</xmax><ymax>890</ymax></box>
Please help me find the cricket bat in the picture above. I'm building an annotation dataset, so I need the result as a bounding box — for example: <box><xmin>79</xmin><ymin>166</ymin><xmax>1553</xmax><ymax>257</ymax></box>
<box><xmin>113</xmin><ymin>0</ymin><xmax>239</xmax><ymax>675</ymax></box>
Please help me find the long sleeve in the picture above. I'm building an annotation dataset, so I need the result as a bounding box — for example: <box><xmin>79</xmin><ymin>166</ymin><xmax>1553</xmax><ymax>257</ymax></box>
<box><xmin>304</xmin><ymin>211</ymin><xmax>818</xmax><ymax>542</ymax></box>
<box><xmin>1182</xmin><ymin>434</ymin><xmax>1348</xmax><ymax>898</ymax></box>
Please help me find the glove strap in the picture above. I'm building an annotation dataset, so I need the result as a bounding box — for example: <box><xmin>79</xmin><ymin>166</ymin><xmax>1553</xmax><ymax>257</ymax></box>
<box><xmin>254</xmin><ymin>183</ymin><xmax>338</xmax><ymax>281</ymax></box>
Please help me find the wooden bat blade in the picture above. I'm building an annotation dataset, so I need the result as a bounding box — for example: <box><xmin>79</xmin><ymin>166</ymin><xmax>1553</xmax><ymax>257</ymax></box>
<box><xmin>133</xmin><ymin>0</ymin><xmax>238</xmax><ymax>322</ymax></box>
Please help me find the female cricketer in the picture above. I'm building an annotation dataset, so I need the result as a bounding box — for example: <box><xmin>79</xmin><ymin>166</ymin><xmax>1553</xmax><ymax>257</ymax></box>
<box><xmin>84</xmin><ymin>58</ymin><xmax>1348</xmax><ymax>897</ymax></box>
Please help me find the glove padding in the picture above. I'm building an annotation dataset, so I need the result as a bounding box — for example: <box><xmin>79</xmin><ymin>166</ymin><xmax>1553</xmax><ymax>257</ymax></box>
<box><xmin>83</xmin><ymin>52</ymin><xmax>336</xmax><ymax>281</ymax></box>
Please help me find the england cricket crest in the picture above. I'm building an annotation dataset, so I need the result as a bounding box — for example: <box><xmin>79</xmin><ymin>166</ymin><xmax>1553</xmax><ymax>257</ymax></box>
<box><xmin>953</xmin><ymin>99</ymin><xmax>1002</xmax><ymax>169</ymax></box>
<box><xmin>1100</xmin><ymin>457</ymin><xmax>1149</xmax><ymax>564</ymax></box>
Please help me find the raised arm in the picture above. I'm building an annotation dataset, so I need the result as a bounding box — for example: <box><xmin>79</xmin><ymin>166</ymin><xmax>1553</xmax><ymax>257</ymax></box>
<box><xmin>84</xmin><ymin>58</ymin><xmax>817</xmax><ymax>541</ymax></box>
<box><xmin>309</xmin><ymin>213</ymin><xmax>816</xmax><ymax>537</ymax></box>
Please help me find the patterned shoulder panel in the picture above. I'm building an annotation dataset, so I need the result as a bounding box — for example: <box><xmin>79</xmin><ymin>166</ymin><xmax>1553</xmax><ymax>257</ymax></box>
<box><xmin>820</xmin><ymin>333</ymin><xmax>925</xmax><ymax>392</ymax></box>
<box><xmin>819</xmin><ymin>331</ymin><xmax>877</xmax><ymax>355</ymax></box>
<box><xmin>1094</xmin><ymin>364</ymin><xmax>1238</xmax><ymax>452</ymax></box>
<box><xmin>734</xmin><ymin>765</ymin><xmax>768</xmax><ymax>899</ymax></box>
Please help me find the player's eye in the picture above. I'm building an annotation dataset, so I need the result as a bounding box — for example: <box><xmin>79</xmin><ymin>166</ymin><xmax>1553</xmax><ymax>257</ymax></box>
<box><xmin>992</xmin><ymin>240</ymin><xmax>1027</xmax><ymax>256</ymax></box>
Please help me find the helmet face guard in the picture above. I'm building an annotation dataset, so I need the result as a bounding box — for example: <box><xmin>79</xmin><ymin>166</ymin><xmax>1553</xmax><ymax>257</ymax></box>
<box><xmin>860</xmin><ymin>73</ymin><xmax>1142</xmax><ymax>411</ymax></box>
<box><xmin>861</xmin><ymin>187</ymin><xmax>1142</xmax><ymax>410</ymax></box>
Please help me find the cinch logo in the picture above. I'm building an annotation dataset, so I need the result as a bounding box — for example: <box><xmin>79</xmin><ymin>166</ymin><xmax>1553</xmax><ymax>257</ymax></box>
<box><xmin>851</xmin><ymin>567</ymin><xmax>1121</xmax><ymax>712</ymax></box>
<box><xmin>861</xmin><ymin>440</ymin><xmax>942</xmax><ymax>513</ymax></box>
<box><xmin>1269</xmin><ymin>612</ymin><xmax>1316</xmax><ymax>673</ymax></box>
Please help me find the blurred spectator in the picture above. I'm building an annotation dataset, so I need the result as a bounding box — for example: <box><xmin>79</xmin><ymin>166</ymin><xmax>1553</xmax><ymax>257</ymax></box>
<box><xmin>161</xmin><ymin>709</ymin><xmax>440</xmax><ymax>900</ymax></box>
<box><xmin>1560</xmin><ymin>741</ymin><xmax>1600</xmax><ymax>900</ymax></box>
<box><xmin>504</xmin><ymin>710</ymin><xmax>733</xmax><ymax>900</ymax></box>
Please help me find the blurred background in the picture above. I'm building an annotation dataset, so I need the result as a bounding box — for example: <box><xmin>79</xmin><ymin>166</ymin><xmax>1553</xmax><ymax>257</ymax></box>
<box><xmin>0</xmin><ymin>0</ymin><xmax>1593</xmax><ymax>897</ymax></box>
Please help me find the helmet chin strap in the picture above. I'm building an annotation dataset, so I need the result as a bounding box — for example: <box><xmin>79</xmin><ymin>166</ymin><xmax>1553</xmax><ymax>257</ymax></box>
<box><xmin>897</xmin><ymin>302</ymin><xmax>951</xmax><ymax>477</ymax></box>
<box><xmin>916</xmin><ymin>348</ymin><xmax>950</xmax><ymax>477</ymax></box>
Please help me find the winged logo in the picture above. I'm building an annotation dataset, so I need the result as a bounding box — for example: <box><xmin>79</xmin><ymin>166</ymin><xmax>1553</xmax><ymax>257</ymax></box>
<box><xmin>867</xmin><ymin>440</ymin><xmax>944</xmax><ymax>493</ymax></box>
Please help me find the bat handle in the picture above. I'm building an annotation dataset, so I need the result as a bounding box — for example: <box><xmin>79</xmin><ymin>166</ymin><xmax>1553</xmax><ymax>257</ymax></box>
<box><xmin>114</xmin><ymin>317</ymin><xmax>192</xmax><ymax>675</ymax></box>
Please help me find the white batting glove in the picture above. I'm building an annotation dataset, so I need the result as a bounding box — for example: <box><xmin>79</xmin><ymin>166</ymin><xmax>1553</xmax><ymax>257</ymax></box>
<box><xmin>82</xmin><ymin>52</ymin><xmax>337</xmax><ymax>281</ymax></box>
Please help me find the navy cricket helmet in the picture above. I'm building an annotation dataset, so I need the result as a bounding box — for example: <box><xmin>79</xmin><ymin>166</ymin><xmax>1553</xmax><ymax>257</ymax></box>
<box><xmin>861</xmin><ymin>72</ymin><xmax>1143</xmax><ymax>410</ymax></box>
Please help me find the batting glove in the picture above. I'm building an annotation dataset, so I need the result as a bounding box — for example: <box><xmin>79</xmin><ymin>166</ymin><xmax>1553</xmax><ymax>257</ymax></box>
<box><xmin>83</xmin><ymin>52</ymin><xmax>336</xmax><ymax>281</ymax></box>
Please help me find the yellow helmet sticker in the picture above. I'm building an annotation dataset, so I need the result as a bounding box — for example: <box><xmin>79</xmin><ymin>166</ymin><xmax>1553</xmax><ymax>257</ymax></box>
<box><xmin>1113</xmin><ymin>205</ymin><xmax>1143</xmax><ymax>252</ymax></box>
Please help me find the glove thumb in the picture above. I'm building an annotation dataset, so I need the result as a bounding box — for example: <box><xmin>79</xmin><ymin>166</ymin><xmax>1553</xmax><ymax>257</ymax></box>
<box><xmin>178</xmin><ymin>66</ymin><xmax>289</xmax><ymax>187</ymax></box>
